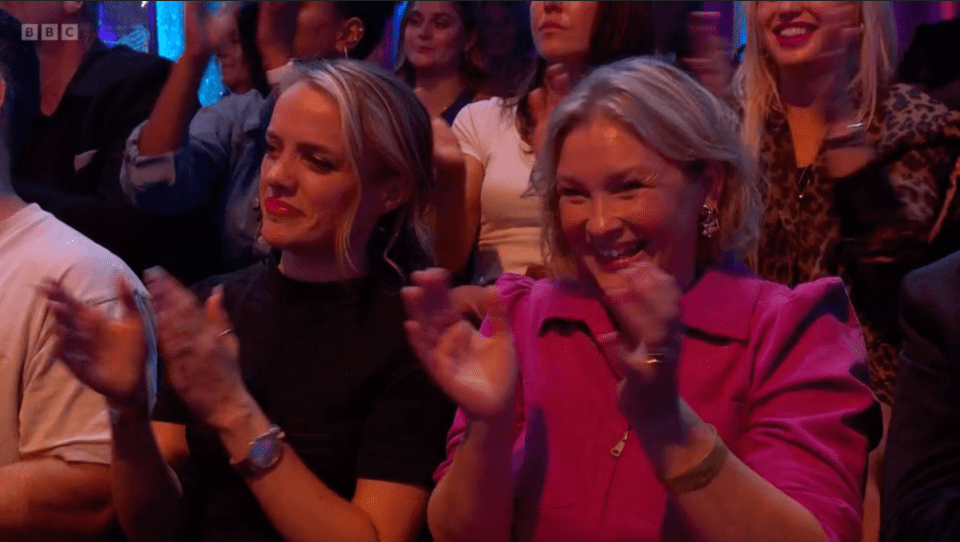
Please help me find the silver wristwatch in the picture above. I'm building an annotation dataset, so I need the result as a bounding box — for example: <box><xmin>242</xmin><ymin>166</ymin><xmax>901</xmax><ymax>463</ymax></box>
<box><xmin>230</xmin><ymin>425</ymin><xmax>286</xmax><ymax>479</ymax></box>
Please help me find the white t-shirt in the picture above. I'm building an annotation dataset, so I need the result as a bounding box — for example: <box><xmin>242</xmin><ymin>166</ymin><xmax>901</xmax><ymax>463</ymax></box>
<box><xmin>453</xmin><ymin>98</ymin><xmax>541</xmax><ymax>284</ymax></box>
<box><xmin>0</xmin><ymin>204</ymin><xmax>149</xmax><ymax>467</ymax></box>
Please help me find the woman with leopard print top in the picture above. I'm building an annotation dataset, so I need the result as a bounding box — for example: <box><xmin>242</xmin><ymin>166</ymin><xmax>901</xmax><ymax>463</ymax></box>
<box><xmin>690</xmin><ymin>3</ymin><xmax>960</xmax><ymax>541</ymax></box>
<box><xmin>692</xmin><ymin>2</ymin><xmax>960</xmax><ymax>406</ymax></box>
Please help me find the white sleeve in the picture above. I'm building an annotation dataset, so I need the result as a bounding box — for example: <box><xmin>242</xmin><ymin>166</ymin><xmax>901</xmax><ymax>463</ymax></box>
<box><xmin>452</xmin><ymin>99</ymin><xmax>500</xmax><ymax>164</ymax></box>
<box><xmin>18</xmin><ymin>300</ymin><xmax>111</xmax><ymax>465</ymax></box>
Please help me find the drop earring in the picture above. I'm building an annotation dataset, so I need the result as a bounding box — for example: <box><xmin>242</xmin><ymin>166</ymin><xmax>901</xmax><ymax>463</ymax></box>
<box><xmin>699</xmin><ymin>205</ymin><xmax>720</xmax><ymax>238</ymax></box>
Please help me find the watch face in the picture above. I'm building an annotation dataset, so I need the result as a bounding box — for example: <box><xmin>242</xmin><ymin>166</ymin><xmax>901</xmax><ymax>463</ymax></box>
<box><xmin>250</xmin><ymin>436</ymin><xmax>281</xmax><ymax>468</ymax></box>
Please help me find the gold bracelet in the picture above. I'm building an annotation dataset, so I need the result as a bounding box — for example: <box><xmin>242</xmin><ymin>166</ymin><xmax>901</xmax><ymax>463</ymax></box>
<box><xmin>660</xmin><ymin>424</ymin><xmax>730</xmax><ymax>495</ymax></box>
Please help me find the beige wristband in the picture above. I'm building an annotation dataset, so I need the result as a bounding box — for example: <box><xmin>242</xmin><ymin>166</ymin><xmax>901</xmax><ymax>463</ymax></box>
<box><xmin>660</xmin><ymin>423</ymin><xmax>730</xmax><ymax>495</ymax></box>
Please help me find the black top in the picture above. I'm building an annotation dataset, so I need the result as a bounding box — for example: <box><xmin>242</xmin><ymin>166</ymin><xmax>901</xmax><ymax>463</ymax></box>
<box><xmin>882</xmin><ymin>250</ymin><xmax>960</xmax><ymax>542</ymax></box>
<box><xmin>441</xmin><ymin>87</ymin><xmax>476</xmax><ymax>126</ymax></box>
<box><xmin>12</xmin><ymin>40</ymin><xmax>220</xmax><ymax>283</ymax></box>
<box><xmin>153</xmin><ymin>260</ymin><xmax>455</xmax><ymax>541</ymax></box>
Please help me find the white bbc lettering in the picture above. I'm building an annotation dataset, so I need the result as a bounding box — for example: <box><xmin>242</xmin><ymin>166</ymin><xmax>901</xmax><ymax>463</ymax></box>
<box><xmin>21</xmin><ymin>23</ymin><xmax>38</xmax><ymax>41</ymax></box>
<box><xmin>41</xmin><ymin>23</ymin><xmax>58</xmax><ymax>40</ymax></box>
<box><xmin>61</xmin><ymin>24</ymin><xmax>79</xmax><ymax>41</ymax></box>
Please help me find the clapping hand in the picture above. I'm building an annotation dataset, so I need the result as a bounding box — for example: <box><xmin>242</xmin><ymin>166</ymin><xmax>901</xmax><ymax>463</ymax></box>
<box><xmin>42</xmin><ymin>277</ymin><xmax>151</xmax><ymax>413</ymax></box>
<box><xmin>817</xmin><ymin>2</ymin><xmax>861</xmax><ymax>124</ymax></box>
<box><xmin>256</xmin><ymin>0</ymin><xmax>299</xmax><ymax>69</ymax></box>
<box><xmin>594</xmin><ymin>262</ymin><xmax>683</xmax><ymax>421</ymax></box>
<box><xmin>144</xmin><ymin>268</ymin><xmax>247</xmax><ymax>431</ymax></box>
<box><xmin>685</xmin><ymin>11</ymin><xmax>733</xmax><ymax>100</ymax></box>
<box><xmin>402</xmin><ymin>269</ymin><xmax>518</xmax><ymax>424</ymax></box>
<box><xmin>183</xmin><ymin>1</ymin><xmax>234</xmax><ymax>59</ymax></box>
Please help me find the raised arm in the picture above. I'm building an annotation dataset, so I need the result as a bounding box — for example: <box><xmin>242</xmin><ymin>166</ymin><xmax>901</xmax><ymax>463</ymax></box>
<box><xmin>138</xmin><ymin>2</ymin><xmax>223</xmax><ymax>156</ymax></box>
<box><xmin>121</xmin><ymin>2</ymin><xmax>259</xmax><ymax>218</ymax></box>
<box><xmin>430</xmin><ymin>118</ymin><xmax>483</xmax><ymax>274</ymax></box>
<box><xmin>401</xmin><ymin>269</ymin><xmax>518</xmax><ymax>542</ymax></box>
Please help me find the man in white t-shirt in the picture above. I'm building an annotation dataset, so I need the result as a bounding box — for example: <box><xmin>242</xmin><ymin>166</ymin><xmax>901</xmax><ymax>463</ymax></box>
<box><xmin>0</xmin><ymin>10</ymin><xmax>153</xmax><ymax>540</ymax></box>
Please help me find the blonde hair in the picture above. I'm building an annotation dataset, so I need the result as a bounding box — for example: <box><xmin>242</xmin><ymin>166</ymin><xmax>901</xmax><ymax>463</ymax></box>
<box><xmin>735</xmin><ymin>1</ymin><xmax>897</xmax><ymax>159</ymax></box>
<box><xmin>531</xmin><ymin>56</ymin><xmax>762</xmax><ymax>278</ymax></box>
<box><xmin>277</xmin><ymin>59</ymin><xmax>435</xmax><ymax>283</ymax></box>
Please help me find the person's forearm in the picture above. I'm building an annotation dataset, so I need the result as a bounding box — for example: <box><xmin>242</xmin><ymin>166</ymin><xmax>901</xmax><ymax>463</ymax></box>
<box><xmin>427</xmin><ymin>417</ymin><xmax>515</xmax><ymax>542</ymax></box>
<box><xmin>110</xmin><ymin>414</ymin><xmax>185</xmax><ymax>542</ymax></box>
<box><xmin>429</xmin><ymin>193</ymin><xmax>476</xmax><ymax>274</ymax></box>
<box><xmin>429</xmin><ymin>142</ymin><xmax>479</xmax><ymax>274</ymax></box>
<box><xmin>216</xmin><ymin>400</ymin><xmax>381</xmax><ymax>542</ymax></box>
<box><xmin>634</xmin><ymin>400</ymin><xmax>829</xmax><ymax>542</ymax></box>
<box><xmin>138</xmin><ymin>52</ymin><xmax>210</xmax><ymax>156</ymax></box>
<box><xmin>0</xmin><ymin>458</ymin><xmax>112</xmax><ymax>540</ymax></box>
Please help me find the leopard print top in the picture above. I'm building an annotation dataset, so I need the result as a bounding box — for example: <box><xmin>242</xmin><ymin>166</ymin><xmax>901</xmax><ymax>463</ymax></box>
<box><xmin>757</xmin><ymin>84</ymin><xmax>960</xmax><ymax>405</ymax></box>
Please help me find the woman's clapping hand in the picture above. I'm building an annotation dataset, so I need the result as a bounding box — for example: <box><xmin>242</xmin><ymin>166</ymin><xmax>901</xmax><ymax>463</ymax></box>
<box><xmin>685</xmin><ymin>11</ymin><xmax>733</xmax><ymax>100</ymax></box>
<box><xmin>144</xmin><ymin>268</ymin><xmax>248</xmax><ymax>431</ymax></box>
<box><xmin>595</xmin><ymin>262</ymin><xmax>684</xmax><ymax>421</ymax></box>
<box><xmin>42</xmin><ymin>277</ymin><xmax>151</xmax><ymax>413</ymax></box>
<box><xmin>402</xmin><ymin>269</ymin><xmax>518</xmax><ymax>424</ymax></box>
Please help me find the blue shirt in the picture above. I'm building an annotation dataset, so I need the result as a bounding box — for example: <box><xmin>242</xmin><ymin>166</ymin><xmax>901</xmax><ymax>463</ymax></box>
<box><xmin>121</xmin><ymin>89</ymin><xmax>273</xmax><ymax>271</ymax></box>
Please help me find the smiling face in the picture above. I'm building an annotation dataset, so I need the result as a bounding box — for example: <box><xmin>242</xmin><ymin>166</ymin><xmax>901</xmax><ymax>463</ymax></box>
<box><xmin>259</xmin><ymin>82</ymin><xmax>388</xmax><ymax>266</ymax></box>
<box><xmin>403</xmin><ymin>1</ymin><xmax>470</xmax><ymax>74</ymax></box>
<box><xmin>530</xmin><ymin>1</ymin><xmax>597</xmax><ymax>65</ymax></box>
<box><xmin>556</xmin><ymin>117</ymin><xmax>714</xmax><ymax>291</ymax></box>
<box><xmin>756</xmin><ymin>1</ymin><xmax>857</xmax><ymax>69</ymax></box>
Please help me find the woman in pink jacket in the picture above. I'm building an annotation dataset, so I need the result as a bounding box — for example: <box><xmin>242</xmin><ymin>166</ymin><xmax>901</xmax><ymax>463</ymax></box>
<box><xmin>404</xmin><ymin>57</ymin><xmax>880</xmax><ymax>542</ymax></box>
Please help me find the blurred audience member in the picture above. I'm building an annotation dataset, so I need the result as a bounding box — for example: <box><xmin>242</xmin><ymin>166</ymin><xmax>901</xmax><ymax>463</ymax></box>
<box><xmin>410</xmin><ymin>57</ymin><xmax>879</xmax><ymax>542</ymax></box>
<box><xmin>651</xmin><ymin>1</ymin><xmax>698</xmax><ymax>62</ymax></box>
<box><xmin>0</xmin><ymin>10</ymin><xmax>155</xmax><ymax>540</ymax></box>
<box><xmin>434</xmin><ymin>1</ymin><xmax>656</xmax><ymax>282</ymax></box>
<box><xmin>882</xmin><ymin>249</ymin><xmax>960</xmax><ymax>542</ymax></box>
<box><xmin>1</xmin><ymin>0</ymin><xmax>218</xmax><ymax>282</ymax></box>
<box><xmin>738</xmin><ymin>0</ymin><xmax>960</xmax><ymax>409</ymax></box>
<box><xmin>48</xmin><ymin>60</ymin><xmax>453</xmax><ymax>542</ymax></box>
<box><xmin>690</xmin><ymin>3</ymin><xmax>960</xmax><ymax>540</ymax></box>
<box><xmin>396</xmin><ymin>1</ymin><xmax>485</xmax><ymax>125</ymax></box>
<box><xmin>215</xmin><ymin>2</ymin><xmax>270</xmax><ymax>97</ymax></box>
<box><xmin>898</xmin><ymin>16</ymin><xmax>960</xmax><ymax>111</ymax></box>
<box><xmin>478</xmin><ymin>1</ymin><xmax>534</xmax><ymax>98</ymax></box>
<box><xmin>121</xmin><ymin>1</ymin><xmax>395</xmax><ymax>274</ymax></box>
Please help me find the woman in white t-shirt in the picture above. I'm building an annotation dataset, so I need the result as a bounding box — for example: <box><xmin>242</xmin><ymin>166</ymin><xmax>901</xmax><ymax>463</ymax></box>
<box><xmin>444</xmin><ymin>1</ymin><xmax>657</xmax><ymax>284</ymax></box>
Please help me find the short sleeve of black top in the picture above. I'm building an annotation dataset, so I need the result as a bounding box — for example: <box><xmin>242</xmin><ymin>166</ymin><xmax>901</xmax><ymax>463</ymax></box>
<box><xmin>152</xmin><ymin>260</ymin><xmax>454</xmax><ymax>541</ymax></box>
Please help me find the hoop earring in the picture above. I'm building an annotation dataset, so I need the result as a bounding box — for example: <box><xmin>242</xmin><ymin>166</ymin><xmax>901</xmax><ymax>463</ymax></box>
<box><xmin>699</xmin><ymin>205</ymin><xmax>719</xmax><ymax>238</ymax></box>
<box><xmin>342</xmin><ymin>46</ymin><xmax>349</xmax><ymax>59</ymax></box>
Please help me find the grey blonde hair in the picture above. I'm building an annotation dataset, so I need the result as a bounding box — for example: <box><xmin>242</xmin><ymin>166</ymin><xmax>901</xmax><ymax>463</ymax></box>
<box><xmin>531</xmin><ymin>56</ymin><xmax>762</xmax><ymax>278</ymax></box>
<box><xmin>277</xmin><ymin>59</ymin><xmax>435</xmax><ymax>283</ymax></box>
<box><xmin>734</xmin><ymin>1</ymin><xmax>897</xmax><ymax>160</ymax></box>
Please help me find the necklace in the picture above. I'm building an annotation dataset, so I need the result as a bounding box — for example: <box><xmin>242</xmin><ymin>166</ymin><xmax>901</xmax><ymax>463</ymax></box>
<box><xmin>797</xmin><ymin>164</ymin><xmax>815</xmax><ymax>200</ymax></box>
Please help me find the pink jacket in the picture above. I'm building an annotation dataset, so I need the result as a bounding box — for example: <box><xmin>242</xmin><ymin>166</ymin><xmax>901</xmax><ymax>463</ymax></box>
<box><xmin>434</xmin><ymin>254</ymin><xmax>879</xmax><ymax>542</ymax></box>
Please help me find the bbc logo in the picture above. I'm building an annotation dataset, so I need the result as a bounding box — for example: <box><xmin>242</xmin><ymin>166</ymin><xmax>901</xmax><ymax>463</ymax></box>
<box><xmin>21</xmin><ymin>24</ymin><xmax>79</xmax><ymax>41</ymax></box>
